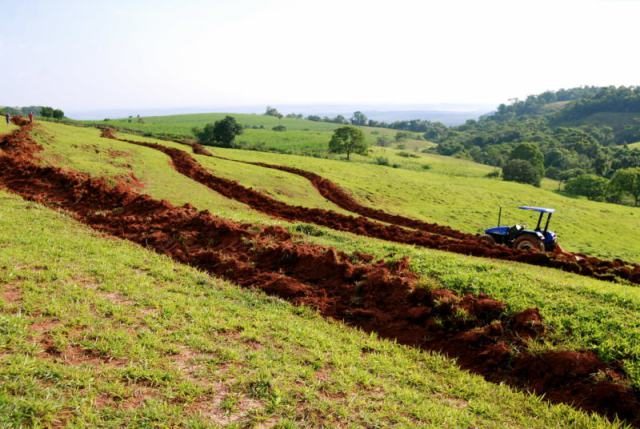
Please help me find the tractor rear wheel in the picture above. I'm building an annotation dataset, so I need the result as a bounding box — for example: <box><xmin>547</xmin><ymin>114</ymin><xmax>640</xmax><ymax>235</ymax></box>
<box><xmin>513</xmin><ymin>235</ymin><xmax>545</xmax><ymax>252</ymax></box>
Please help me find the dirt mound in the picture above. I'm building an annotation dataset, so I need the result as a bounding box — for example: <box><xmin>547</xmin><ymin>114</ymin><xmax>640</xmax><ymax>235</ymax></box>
<box><xmin>10</xmin><ymin>115</ymin><xmax>31</xmax><ymax>126</ymax></box>
<box><xmin>192</xmin><ymin>143</ymin><xmax>213</xmax><ymax>156</ymax></box>
<box><xmin>1</xmin><ymin>126</ymin><xmax>640</xmax><ymax>425</ymax></box>
<box><xmin>100</xmin><ymin>127</ymin><xmax>117</xmax><ymax>139</ymax></box>
<box><xmin>114</xmin><ymin>137</ymin><xmax>640</xmax><ymax>286</ymax></box>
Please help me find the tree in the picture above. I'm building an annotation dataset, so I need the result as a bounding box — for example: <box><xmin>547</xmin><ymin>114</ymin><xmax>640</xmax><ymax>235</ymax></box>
<box><xmin>40</xmin><ymin>106</ymin><xmax>54</xmax><ymax>118</ymax></box>
<box><xmin>264</xmin><ymin>106</ymin><xmax>283</xmax><ymax>119</ymax></box>
<box><xmin>565</xmin><ymin>174</ymin><xmax>609</xmax><ymax>201</ymax></box>
<box><xmin>510</xmin><ymin>142</ymin><xmax>545</xmax><ymax>177</ymax></box>
<box><xmin>609</xmin><ymin>167</ymin><xmax>640</xmax><ymax>206</ymax></box>
<box><xmin>193</xmin><ymin>116</ymin><xmax>243</xmax><ymax>147</ymax></box>
<box><xmin>328</xmin><ymin>126</ymin><xmax>367</xmax><ymax>160</ymax></box>
<box><xmin>350</xmin><ymin>111</ymin><xmax>368</xmax><ymax>126</ymax></box>
<box><xmin>52</xmin><ymin>109</ymin><xmax>64</xmax><ymax>119</ymax></box>
<box><xmin>502</xmin><ymin>159</ymin><xmax>542</xmax><ymax>186</ymax></box>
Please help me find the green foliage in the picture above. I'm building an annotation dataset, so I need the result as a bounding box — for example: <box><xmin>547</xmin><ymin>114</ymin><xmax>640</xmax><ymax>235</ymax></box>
<box><xmin>350</xmin><ymin>111</ymin><xmax>368</xmax><ymax>126</ymax></box>
<box><xmin>264</xmin><ymin>106</ymin><xmax>283</xmax><ymax>119</ymax></box>
<box><xmin>510</xmin><ymin>143</ymin><xmax>545</xmax><ymax>176</ymax></box>
<box><xmin>193</xmin><ymin>116</ymin><xmax>243</xmax><ymax>147</ymax></box>
<box><xmin>395</xmin><ymin>131</ymin><xmax>413</xmax><ymax>142</ymax></box>
<box><xmin>502</xmin><ymin>159</ymin><xmax>541</xmax><ymax>187</ymax></box>
<box><xmin>39</xmin><ymin>106</ymin><xmax>64</xmax><ymax>119</ymax></box>
<box><xmin>375</xmin><ymin>156</ymin><xmax>390</xmax><ymax>166</ymax></box>
<box><xmin>565</xmin><ymin>174</ymin><xmax>609</xmax><ymax>201</ymax></box>
<box><xmin>609</xmin><ymin>167</ymin><xmax>640</xmax><ymax>206</ymax></box>
<box><xmin>433</xmin><ymin>87</ymin><xmax>640</xmax><ymax>206</ymax></box>
<box><xmin>328</xmin><ymin>126</ymin><xmax>367</xmax><ymax>160</ymax></box>
<box><xmin>272</xmin><ymin>125</ymin><xmax>287</xmax><ymax>132</ymax></box>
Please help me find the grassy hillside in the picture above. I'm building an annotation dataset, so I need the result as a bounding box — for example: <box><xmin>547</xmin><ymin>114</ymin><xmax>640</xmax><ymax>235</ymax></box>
<box><xmin>87</xmin><ymin>113</ymin><xmax>426</xmax><ymax>156</ymax></box>
<box><xmin>208</xmin><ymin>145</ymin><xmax>639</xmax><ymax>262</ymax></box>
<box><xmin>28</xmin><ymin>122</ymin><xmax>640</xmax><ymax>393</ymax></box>
<box><xmin>39</xmin><ymin>122</ymin><xmax>639</xmax><ymax>262</ymax></box>
<box><xmin>1</xmin><ymin>121</ymin><xmax>17</xmax><ymax>136</ymax></box>
<box><xmin>4</xmin><ymin>190</ymin><xmax>618</xmax><ymax>427</ymax></box>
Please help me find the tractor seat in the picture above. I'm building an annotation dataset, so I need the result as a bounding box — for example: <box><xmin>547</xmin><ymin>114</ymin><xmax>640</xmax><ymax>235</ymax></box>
<box><xmin>508</xmin><ymin>224</ymin><xmax>524</xmax><ymax>237</ymax></box>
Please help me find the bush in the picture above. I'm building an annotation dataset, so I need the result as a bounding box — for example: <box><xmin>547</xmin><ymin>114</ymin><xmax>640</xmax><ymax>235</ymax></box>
<box><xmin>502</xmin><ymin>159</ymin><xmax>541</xmax><ymax>186</ymax></box>
<box><xmin>421</xmin><ymin>164</ymin><xmax>431</xmax><ymax>170</ymax></box>
<box><xmin>486</xmin><ymin>169</ymin><xmax>501</xmax><ymax>179</ymax></box>
<box><xmin>397</xmin><ymin>151</ymin><xmax>419</xmax><ymax>158</ymax></box>
<box><xmin>376</xmin><ymin>136</ymin><xmax>391</xmax><ymax>147</ymax></box>
<box><xmin>565</xmin><ymin>174</ymin><xmax>609</xmax><ymax>201</ymax></box>
<box><xmin>272</xmin><ymin>125</ymin><xmax>287</xmax><ymax>132</ymax></box>
<box><xmin>375</xmin><ymin>157</ymin><xmax>390</xmax><ymax>166</ymax></box>
<box><xmin>193</xmin><ymin>116</ymin><xmax>243</xmax><ymax>147</ymax></box>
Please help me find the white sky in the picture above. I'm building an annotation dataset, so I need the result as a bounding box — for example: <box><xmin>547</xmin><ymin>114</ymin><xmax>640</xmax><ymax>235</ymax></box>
<box><xmin>1</xmin><ymin>0</ymin><xmax>639</xmax><ymax>111</ymax></box>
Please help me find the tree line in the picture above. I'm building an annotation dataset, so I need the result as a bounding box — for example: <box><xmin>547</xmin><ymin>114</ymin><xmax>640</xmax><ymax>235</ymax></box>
<box><xmin>0</xmin><ymin>105</ymin><xmax>65</xmax><ymax>119</ymax></box>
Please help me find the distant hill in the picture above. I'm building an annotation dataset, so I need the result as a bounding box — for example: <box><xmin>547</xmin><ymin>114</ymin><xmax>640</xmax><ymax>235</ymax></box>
<box><xmin>360</xmin><ymin>109</ymin><xmax>489</xmax><ymax>126</ymax></box>
<box><xmin>433</xmin><ymin>86</ymin><xmax>640</xmax><ymax>196</ymax></box>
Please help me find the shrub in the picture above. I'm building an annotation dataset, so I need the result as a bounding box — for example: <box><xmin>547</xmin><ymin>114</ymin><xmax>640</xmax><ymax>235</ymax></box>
<box><xmin>375</xmin><ymin>157</ymin><xmax>390</xmax><ymax>166</ymax></box>
<box><xmin>193</xmin><ymin>116</ymin><xmax>243</xmax><ymax>147</ymax></box>
<box><xmin>565</xmin><ymin>174</ymin><xmax>609</xmax><ymax>201</ymax></box>
<box><xmin>272</xmin><ymin>125</ymin><xmax>287</xmax><ymax>132</ymax></box>
<box><xmin>486</xmin><ymin>169</ymin><xmax>501</xmax><ymax>179</ymax></box>
<box><xmin>502</xmin><ymin>159</ymin><xmax>541</xmax><ymax>186</ymax></box>
<box><xmin>421</xmin><ymin>164</ymin><xmax>431</xmax><ymax>170</ymax></box>
<box><xmin>397</xmin><ymin>151</ymin><xmax>419</xmax><ymax>158</ymax></box>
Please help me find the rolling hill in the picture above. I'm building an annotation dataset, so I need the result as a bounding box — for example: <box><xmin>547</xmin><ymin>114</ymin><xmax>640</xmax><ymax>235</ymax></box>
<box><xmin>2</xmin><ymin>118</ymin><xmax>640</xmax><ymax>427</ymax></box>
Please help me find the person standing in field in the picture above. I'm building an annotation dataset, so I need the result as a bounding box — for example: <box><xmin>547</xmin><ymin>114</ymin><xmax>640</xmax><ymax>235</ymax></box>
<box><xmin>28</xmin><ymin>112</ymin><xmax>33</xmax><ymax>123</ymax></box>
<box><xmin>4</xmin><ymin>113</ymin><xmax>9</xmax><ymax>126</ymax></box>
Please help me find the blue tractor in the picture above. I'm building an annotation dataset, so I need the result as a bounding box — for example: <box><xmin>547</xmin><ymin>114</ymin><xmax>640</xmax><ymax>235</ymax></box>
<box><xmin>483</xmin><ymin>206</ymin><xmax>558</xmax><ymax>252</ymax></box>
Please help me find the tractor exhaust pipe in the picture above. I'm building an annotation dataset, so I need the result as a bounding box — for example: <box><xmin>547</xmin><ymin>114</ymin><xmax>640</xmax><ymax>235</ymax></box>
<box><xmin>497</xmin><ymin>207</ymin><xmax>502</xmax><ymax>227</ymax></box>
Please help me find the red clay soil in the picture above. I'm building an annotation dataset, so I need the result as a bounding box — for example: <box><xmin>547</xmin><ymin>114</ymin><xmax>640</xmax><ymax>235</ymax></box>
<box><xmin>100</xmin><ymin>127</ymin><xmax>213</xmax><ymax>156</ymax></box>
<box><xmin>108</xmin><ymin>134</ymin><xmax>640</xmax><ymax>286</ymax></box>
<box><xmin>2</xmin><ymin>125</ymin><xmax>640</xmax><ymax>425</ymax></box>
<box><xmin>221</xmin><ymin>156</ymin><xmax>470</xmax><ymax>239</ymax></box>
<box><xmin>2</xmin><ymin>126</ymin><xmax>640</xmax><ymax>425</ymax></box>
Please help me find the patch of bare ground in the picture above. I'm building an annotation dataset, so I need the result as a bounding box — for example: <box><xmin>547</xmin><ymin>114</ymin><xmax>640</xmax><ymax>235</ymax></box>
<box><xmin>435</xmin><ymin>393</ymin><xmax>469</xmax><ymax>410</ymax></box>
<box><xmin>101</xmin><ymin>291</ymin><xmax>136</xmax><ymax>306</ymax></box>
<box><xmin>1</xmin><ymin>282</ymin><xmax>22</xmax><ymax>304</ymax></box>
<box><xmin>189</xmin><ymin>386</ymin><xmax>263</xmax><ymax>427</ymax></box>
<box><xmin>122</xmin><ymin>386</ymin><xmax>160</xmax><ymax>410</ymax></box>
<box><xmin>169</xmin><ymin>346</ymin><xmax>266</xmax><ymax>424</ymax></box>
<box><xmin>36</xmin><ymin>328</ymin><xmax>126</xmax><ymax>366</ymax></box>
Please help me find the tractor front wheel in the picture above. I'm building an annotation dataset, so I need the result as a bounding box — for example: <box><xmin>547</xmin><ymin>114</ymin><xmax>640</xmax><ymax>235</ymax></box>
<box><xmin>513</xmin><ymin>235</ymin><xmax>545</xmax><ymax>252</ymax></box>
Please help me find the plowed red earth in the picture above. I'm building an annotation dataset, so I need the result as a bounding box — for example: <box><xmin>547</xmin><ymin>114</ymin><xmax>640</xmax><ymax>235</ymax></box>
<box><xmin>108</xmin><ymin>132</ymin><xmax>640</xmax><ymax>286</ymax></box>
<box><xmin>2</xmin><ymin>123</ymin><xmax>640</xmax><ymax>425</ymax></box>
<box><xmin>220</xmin><ymin>156</ymin><xmax>470</xmax><ymax>239</ymax></box>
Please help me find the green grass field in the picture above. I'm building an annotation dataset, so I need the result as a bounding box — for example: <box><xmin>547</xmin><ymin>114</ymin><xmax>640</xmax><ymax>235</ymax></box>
<box><xmin>1</xmin><ymin>189</ymin><xmax>620</xmax><ymax>427</ymax></box>
<box><xmin>1</xmin><ymin>121</ymin><xmax>17</xmax><ymax>136</ymax></box>
<box><xmin>206</xmin><ymin>144</ymin><xmax>639</xmax><ymax>262</ymax></box>
<box><xmin>85</xmin><ymin>113</ymin><xmax>426</xmax><ymax>157</ymax></box>
<box><xmin>28</xmin><ymin>122</ymin><xmax>640</xmax><ymax>393</ymax></box>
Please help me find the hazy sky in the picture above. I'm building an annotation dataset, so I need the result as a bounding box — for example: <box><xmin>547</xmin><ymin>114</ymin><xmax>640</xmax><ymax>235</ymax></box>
<box><xmin>1</xmin><ymin>0</ymin><xmax>639</xmax><ymax>112</ymax></box>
